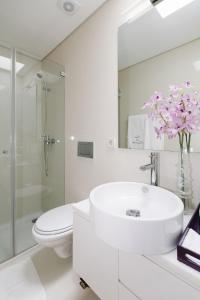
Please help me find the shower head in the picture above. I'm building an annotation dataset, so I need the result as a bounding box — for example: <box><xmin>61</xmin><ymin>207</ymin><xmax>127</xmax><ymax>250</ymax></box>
<box><xmin>36</xmin><ymin>72</ymin><xmax>43</xmax><ymax>79</ymax></box>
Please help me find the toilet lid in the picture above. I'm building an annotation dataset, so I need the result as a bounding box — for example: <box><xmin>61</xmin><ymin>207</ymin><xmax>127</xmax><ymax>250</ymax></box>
<box><xmin>35</xmin><ymin>204</ymin><xmax>73</xmax><ymax>235</ymax></box>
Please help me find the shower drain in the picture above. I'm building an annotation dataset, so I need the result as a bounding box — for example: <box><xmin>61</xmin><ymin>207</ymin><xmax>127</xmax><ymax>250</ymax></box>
<box><xmin>126</xmin><ymin>209</ymin><xmax>141</xmax><ymax>217</ymax></box>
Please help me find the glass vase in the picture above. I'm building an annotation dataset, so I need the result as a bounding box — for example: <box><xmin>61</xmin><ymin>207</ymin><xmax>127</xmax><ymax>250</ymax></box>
<box><xmin>176</xmin><ymin>149</ymin><xmax>193</xmax><ymax>214</ymax></box>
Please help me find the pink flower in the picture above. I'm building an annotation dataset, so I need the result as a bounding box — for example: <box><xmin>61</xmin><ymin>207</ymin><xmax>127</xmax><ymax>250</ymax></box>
<box><xmin>142</xmin><ymin>82</ymin><xmax>200</xmax><ymax>142</ymax></box>
<box><xmin>154</xmin><ymin>127</ymin><xmax>161</xmax><ymax>138</ymax></box>
<box><xmin>183</xmin><ymin>81</ymin><xmax>192</xmax><ymax>88</ymax></box>
<box><xmin>143</xmin><ymin>91</ymin><xmax>163</xmax><ymax>109</ymax></box>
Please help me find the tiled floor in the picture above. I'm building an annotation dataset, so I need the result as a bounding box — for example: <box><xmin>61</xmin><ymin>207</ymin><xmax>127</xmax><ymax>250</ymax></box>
<box><xmin>32</xmin><ymin>247</ymin><xmax>100</xmax><ymax>300</ymax></box>
<box><xmin>0</xmin><ymin>258</ymin><xmax>46</xmax><ymax>300</ymax></box>
<box><xmin>0</xmin><ymin>245</ymin><xmax>99</xmax><ymax>300</ymax></box>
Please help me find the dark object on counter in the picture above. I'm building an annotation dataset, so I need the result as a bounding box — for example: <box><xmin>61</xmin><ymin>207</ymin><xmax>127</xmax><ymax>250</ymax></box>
<box><xmin>177</xmin><ymin>203</ymin><xmax>200</xmax><ymax>272</ymax></box>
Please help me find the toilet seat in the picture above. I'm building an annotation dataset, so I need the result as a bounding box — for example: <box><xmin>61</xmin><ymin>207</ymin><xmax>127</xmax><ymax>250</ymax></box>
<box><xmin>32</xmin><ymin>203</ymin><xmax>73</xmax><ymax>258</ymax></box>
<box><xmin>34</xmin><ymin>204</ymin><xmax>73</xmax><ymax>236</ymax></box>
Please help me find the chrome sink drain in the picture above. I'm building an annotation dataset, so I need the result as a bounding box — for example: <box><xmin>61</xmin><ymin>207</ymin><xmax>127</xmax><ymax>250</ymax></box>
<box><xmin>126</xmin><ymin>209</ymin><xmax>141</xmax><ymax>217</ymax></box>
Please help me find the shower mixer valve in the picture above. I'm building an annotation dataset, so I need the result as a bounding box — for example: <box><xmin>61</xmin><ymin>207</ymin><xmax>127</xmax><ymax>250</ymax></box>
<box><xmin>41</xmin><ymin>135</ymin><xmax>60</xmax><ymax>145</ymax></box>
<box><xmin>42</xmin><ymin>134</ymin><xmax>61</xmax><ymax>177</ymax></box>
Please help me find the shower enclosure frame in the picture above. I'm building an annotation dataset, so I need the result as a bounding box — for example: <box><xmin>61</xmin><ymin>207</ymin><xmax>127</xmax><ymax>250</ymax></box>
<box><xmin>0</xmin><ymin>46</ymin><xmax>65</xmax><ymax>263</ymax></box>
<box><xmin>10</xmin><ymin>48</ymin><xmax>16</xmax><ymax>258</ymax></box>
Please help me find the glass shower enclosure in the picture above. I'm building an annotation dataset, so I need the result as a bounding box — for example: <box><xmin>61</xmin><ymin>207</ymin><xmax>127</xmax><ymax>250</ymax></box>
<box><xmin>0</xmin><ymin>46</ymin><xmax>65</xmax><ymax>263</ymax></box>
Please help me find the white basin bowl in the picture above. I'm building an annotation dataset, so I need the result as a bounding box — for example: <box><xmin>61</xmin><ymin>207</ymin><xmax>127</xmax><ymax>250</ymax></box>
<box><xmin>90</xmin><ymin>182</ymin><xmax>184</xmax><ymax>255</ymax></box>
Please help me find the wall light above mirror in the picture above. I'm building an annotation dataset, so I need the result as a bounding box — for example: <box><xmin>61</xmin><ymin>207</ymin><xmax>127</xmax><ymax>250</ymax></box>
<box><xmin>118</xmin><ymin>0</ymin><xmax>200</xmax><ymax>152</ymax></box>
<box><xmin>154</xmin><ymin>0</ymin><xmax>196</xmax><ymax>18</ymax></box>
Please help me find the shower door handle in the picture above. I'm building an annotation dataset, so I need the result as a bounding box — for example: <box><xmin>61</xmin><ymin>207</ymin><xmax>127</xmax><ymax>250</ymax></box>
<box><xmin>2</xmin><ymin>150</ymin><xmax>8</xmax><ymax>154</ymax></box>
<box><xmin>42</xmin><ymin>135</ymin><xmax>49</xmax><ymax>176</ymax></box>
<box><xmin>50</xmin><ymin>138</ymin><xmax>61</xmax><ymax>144</ymax></box>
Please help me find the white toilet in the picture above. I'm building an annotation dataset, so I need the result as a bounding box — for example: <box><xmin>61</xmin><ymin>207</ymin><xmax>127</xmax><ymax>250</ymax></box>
<box><xmin>32</xmin><ymin>204</ymin><xmax>73</xmax><ymax>258</ymax></box>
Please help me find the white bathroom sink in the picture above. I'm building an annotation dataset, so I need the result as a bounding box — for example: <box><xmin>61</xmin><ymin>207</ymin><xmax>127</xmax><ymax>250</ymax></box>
<box><xmin>89</xmin><ymin>182</ymin><xmax>184</xmax><ymax>255</ymax></box>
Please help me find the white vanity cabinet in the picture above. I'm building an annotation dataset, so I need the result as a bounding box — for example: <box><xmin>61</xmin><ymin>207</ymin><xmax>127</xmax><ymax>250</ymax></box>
<box><xmin>73</xmin><ymin>210</ymin><xmax>118</xmax><ymax>300</ymax></box>
<box><xmin>73</xmin><ymin>201</ymin><xmax>200</xmax><ymax>300</ymax></box>
<box><xmin>119</xmin><ymin>283</ymin><xmax>139</xmax><ymax>300</ymax></box>
<box><xmin>119</xmin><ymin>253</ymin><xmax>200</xmax><ymax>300</ymax></box>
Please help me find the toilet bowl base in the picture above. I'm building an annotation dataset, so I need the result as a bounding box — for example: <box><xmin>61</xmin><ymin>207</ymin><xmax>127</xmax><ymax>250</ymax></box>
<box><xmin>54</xmin><ymin>240</ymin><xmax>73</xmax><ymax>258</ymax></box>
<box><xmin>32</xmin><ymin>227</ymin><xmax>73</xmax><ymax>259</ymax></box>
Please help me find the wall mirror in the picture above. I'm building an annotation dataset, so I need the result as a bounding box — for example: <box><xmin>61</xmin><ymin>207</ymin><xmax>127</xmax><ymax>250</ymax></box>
<box><xmin>118</xmin><ymin>0</ymin><xmax>200</xmax><ymax>152</ymax></box>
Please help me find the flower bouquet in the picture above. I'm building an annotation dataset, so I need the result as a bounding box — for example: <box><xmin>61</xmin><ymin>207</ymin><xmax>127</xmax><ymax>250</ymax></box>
<box><xmin>143</xmin><ymin>82</ymin><xmax>200</xmax><ymax>212</ymax></box>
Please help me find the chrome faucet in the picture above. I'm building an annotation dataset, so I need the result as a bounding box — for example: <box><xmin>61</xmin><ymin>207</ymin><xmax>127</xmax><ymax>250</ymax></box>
<box><xmin>140</xmin><ymin>152</ymin><xmax>160</xmax><ymax>186</ymax></box>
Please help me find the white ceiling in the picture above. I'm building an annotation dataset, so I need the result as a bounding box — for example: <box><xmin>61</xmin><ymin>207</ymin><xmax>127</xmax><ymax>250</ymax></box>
<box><xmin>0</xmin><ymin>0</ymin><xmax>106</xmax><ymax>59</ymax></box>
<box><xmin>118</xmin><ymin>0</ymin><xmax>200</xmax><ymax>70</ymax></box>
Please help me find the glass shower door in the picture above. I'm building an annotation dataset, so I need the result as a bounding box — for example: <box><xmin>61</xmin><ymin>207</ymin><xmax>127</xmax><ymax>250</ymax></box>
<box><xmin>15</xmin><ymin>55</ymin><xmax>65</xmax><ymax>255</ymax></box>
<box><xmin>41</xmin><ymin>60</ymin><xmax>65</xmax><ymax>213</ymax></box>
<box><xmin>0</xmin><ymin>47</ymin><xmax>65</xmax><ymax>261</ymax></box>
<box><xmin>0</xmin><ymin>46</ymin><xmax>13</xmax><ymax>263</ymax></box>
<box><xmin>15</xmin><ymin>51</ymin><xmax>42</xmax><ymax>254</ymax></box>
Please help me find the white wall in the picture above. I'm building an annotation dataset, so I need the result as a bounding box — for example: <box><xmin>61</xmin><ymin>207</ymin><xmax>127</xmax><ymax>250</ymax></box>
<box><xmin>46</xmin><ymin>0</ymin><xmax>200</xmax><ymax>207</ymax></box>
